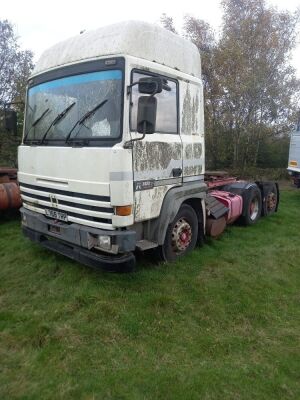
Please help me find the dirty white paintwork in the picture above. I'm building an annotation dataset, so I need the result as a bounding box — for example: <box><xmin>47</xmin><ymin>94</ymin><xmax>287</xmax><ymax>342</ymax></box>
<box><xmin>18</xmin><ymin>142</ymin><xmax>134</xmax><ymax>229</ymax></box>
<box><xmin>180</xmin><ymin>80</ymin><xmax>205</xmax><ymax>178</ymax></box>
<box><xmin>288</xmin><ymin>130</ymin><xmax>300</xmax><ymax>173</ymax></box>
<box><xmin>32</xmin><ymin>21</ymin><xmax>201</xmax><ymax>79</ymax></box>
<box><xmin>127</xmin><ymin>56</ymin><xmax>204</xmax><ymax>222</ymax></box>
<box><xmin>134</xmin><ymin>184</ymin><xmax>173</xmax><ymax>222</ymax></box>
<box><xmin>19</xmin><ymin>21</ymin><xmax>205</xmax><ymax>229</ymax></box>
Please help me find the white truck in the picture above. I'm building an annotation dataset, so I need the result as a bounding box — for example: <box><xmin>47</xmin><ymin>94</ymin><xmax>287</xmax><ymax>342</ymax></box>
<box><xmin>287</xmin><ymin>118</ymin><xmax>300</xmax><ymax>187</ymax></box>
<box><xmin>10</xmin><ymin>21</ymin><xmax>279</xmax><ymax>271</ymax></box>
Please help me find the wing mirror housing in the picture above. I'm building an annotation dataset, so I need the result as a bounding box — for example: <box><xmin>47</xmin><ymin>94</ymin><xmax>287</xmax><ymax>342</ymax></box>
<box><xmin>124</xmin><ymin>75</ymin><xmax>172</xmax><ymax>148</ymax></box>
<box><xmin>138</xmin><ymin>77</ymin><xmax>171</xmax><ymax>95</ymax></box>
<box><xmin>136</xmin><ymin>76</ymin><xmax>171</xmax><ymax>134</ymax></box>
<box><xmin>137</xmin><ymin>96</ymin><xmax>157</xmax><ymax>134</ymax></box>
<box><xmin>138</xmin><ymin>77</ymin><xmax>163</xmax><ymax>95</ymax></box>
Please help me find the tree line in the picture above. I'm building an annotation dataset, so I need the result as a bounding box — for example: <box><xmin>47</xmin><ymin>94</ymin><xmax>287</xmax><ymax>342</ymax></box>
<box><xmin>1</xmin><ymin>0</ymin><xmax>299</xmax><ymax>172</ymax></box>
<box><xmin>161</xmin><ymin>0</ymin><xmax>300</xmax><ymax>172</ymax></box>
<box><xmin>0</xmin><ymin>19</ymin><xmax>33</xmax><ymax>166</ymax></box>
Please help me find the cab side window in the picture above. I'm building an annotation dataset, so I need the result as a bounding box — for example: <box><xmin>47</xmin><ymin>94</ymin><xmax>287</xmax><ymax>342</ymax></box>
<box><xmin>130</xmin><ymin>71</ymin><xmax>178</xmax><ymax>134</ymax></box>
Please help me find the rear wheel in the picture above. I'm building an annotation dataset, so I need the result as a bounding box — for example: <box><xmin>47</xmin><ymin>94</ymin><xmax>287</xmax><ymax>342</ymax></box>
<box><xmin>161</xmin><ymin>204</ymin><xmax>198</xmax><ymax>262</ymax></box>
<box><xmin>240</xmin><ymin>186</ymin><xmax>262</xmax><ymax>226</ymax></box>
<box><xmin>262</xmin><ymin>183</ymin><xmax>278</xmax><ymax>216</ymax></box>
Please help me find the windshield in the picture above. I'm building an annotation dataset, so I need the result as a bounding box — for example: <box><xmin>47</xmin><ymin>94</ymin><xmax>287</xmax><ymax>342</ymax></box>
<box><xmin>24</xmin><ymin>69</ymin><xmax>122</xmax><ymax>144</ymax></box>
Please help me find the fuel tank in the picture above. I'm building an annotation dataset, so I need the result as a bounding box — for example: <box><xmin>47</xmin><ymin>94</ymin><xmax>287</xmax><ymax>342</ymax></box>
<box><xmin>209</xmin><ymin>190</ymin><xmax>243</xmax><ymax>224</ymax></box>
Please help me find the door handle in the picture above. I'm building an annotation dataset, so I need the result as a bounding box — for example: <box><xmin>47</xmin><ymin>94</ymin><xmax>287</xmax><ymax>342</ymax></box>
<box><xmin>172</xmin><ymin>168</ymin><xmax>182</xmax><ymax>177</ymax></box>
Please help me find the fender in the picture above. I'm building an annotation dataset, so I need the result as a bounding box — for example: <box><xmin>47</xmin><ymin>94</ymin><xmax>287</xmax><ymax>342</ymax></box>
<box><xmin>222</xmin><ymin>181</ymin><xmax>259</xmax><ymax>217</ymax></box>
<box><xmin>223</xmin><ymin>181</ymin><xmax>279</xmax><ymax>216</ymax></box>
<box><xmin>148</xmin><ymin>181</ymin><xmax>207</xmax><ymax>245</ymax></box>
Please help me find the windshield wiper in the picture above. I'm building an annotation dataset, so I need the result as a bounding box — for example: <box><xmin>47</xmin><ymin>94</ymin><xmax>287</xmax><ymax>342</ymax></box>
<box><xmin>23</xmin><ymin>108</ymin><xmax>50</xmax><ymax>143</ymax></box>
<box><xmin>39</xmin><ymin>102</ymin><xmax>76</xmax><ymax>144</ymax></box>
<box><xmin>65</xmin><ymin>99</ymin><xmax>108</xmax><ymax>143</ymax></box>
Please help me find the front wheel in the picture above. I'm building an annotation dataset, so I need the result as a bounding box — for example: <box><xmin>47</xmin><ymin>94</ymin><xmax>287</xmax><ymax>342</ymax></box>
<box><xmin>160</xmin><ymin>204</ymin><xmax>198</xmax><ymax>262</ymax></box>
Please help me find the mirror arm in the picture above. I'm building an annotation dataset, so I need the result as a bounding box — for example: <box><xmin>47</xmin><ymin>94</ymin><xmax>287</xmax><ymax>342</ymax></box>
<box><xmin>123</xmin><ymin>121</ymin><xmax>147</xmax><ymax>149</ymax></box>
<box><xmin>126</xmin><ymin>82</ymin><xmax>139</xmax><ymax>96</ymax></box>
<box><xmin>123</xmin><ymin>133</ymin><xmax>145</xmax><ymax>149</ymax></box>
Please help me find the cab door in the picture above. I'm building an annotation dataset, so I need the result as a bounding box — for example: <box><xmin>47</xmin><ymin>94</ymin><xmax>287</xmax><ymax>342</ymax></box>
<box><xmin>130</xmin><ymin>70</ymin><xmax>182</xmax><ymax>222</ymax></box>
<box><xmin>180</xmin><ymin>79</ymin><xmax>205</xmax><ymax>182</ymax></box>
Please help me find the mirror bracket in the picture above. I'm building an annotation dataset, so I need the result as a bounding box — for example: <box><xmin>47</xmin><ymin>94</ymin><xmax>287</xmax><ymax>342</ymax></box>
<box><xmin>126</xmin><ymin>82</ymin><xmax>138</xmax><ymax>96</ymax></box>
<box><xmin>123</xmin><ymin>133</ymin><xmax>145</xmax><ymax>149</ymax></box>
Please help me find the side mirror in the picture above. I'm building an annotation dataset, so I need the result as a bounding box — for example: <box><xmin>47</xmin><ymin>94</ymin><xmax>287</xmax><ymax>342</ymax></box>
<box><xmin>137</xmin><ymin>96</ymin><xmax>157</xmax><ymax>134</ymax></box>
<box><xmin>138</xmin><ymin>77</ymin><xmax>163</xmax><ymax>95</ymax></box>
<box><xmin>4</xmin><ymin>109</ymin><xmax>17</xmax><ymax>134</ymax></box>
<box><xmin>138</xmin><ymin>77</ymin><xmax>171</xmax><ymax>95</ymax></box>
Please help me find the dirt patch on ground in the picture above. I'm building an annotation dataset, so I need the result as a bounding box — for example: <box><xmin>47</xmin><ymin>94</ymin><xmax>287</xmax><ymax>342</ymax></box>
<box><xmin>277</xmin><ymin>180</ymin><xmax>298</xmax><ymax>191</ymax></box>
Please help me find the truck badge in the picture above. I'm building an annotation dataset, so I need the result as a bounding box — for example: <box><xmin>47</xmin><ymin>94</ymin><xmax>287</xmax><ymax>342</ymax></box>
<box><xmin>49</xmin><ymin>194</ymin><xmax>59</xmax><ymax>208</ymax></box>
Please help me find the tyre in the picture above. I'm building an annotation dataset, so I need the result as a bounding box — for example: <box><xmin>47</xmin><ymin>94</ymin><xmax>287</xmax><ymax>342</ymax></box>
<box><xmin>240</xmin><ymin>186</ymin><xmax>262</xmax><ymax>226</ymax></box>
<box><xmin>160</xmin><ymin>204</ymin><xmax>198</xmax><ymax>262</ymax></box>
<box><xmin>262</xmin><ymin>183</ymin><xmax>278</xmax><ymax>216</ymax></box>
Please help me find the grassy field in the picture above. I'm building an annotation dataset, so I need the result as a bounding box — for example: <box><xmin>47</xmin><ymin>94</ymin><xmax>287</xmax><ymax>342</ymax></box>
<box><xmin>0</xmin><ymin>188</ymin><xmax>299</xmax><ymax>399</ymax></box>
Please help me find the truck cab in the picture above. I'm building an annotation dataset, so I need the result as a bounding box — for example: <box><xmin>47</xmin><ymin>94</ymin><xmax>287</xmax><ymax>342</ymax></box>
<box><xmin>18</xmin><ymin>21</ymin><xmax>206</xmax><ymax>270</ymax></box>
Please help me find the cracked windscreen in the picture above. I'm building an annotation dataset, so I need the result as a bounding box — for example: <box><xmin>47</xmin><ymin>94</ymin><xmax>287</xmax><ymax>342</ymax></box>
<box><xmin>24</xmin><ymin>69</ymin><xmax>122</xmax><ymax>144</ymax></box>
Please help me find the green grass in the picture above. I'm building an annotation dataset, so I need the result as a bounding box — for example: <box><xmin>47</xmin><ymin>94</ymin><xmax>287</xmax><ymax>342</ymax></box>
<box><xmin>0</xmin><ymin>189</ymin><xmax>300</xmax><ymax>399</ymax></box>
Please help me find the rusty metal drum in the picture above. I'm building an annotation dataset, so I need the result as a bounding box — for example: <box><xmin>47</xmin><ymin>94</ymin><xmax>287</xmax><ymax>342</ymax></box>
<box><xmin>0</xmin><ymin>182</ymin><xmax>22</xmax><ymax>210</ymax></box>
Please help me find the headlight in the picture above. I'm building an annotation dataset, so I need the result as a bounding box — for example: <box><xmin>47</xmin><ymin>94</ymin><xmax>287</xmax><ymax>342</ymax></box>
<box><xmin>98</xmin><ymin>235</ymin><xmax>111</xmax><ymax>250</ymax></box>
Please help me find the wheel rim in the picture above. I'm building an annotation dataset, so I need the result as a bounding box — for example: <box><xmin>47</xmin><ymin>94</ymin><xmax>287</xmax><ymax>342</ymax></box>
<box><xmin>266</xmin><ymin>191</ymin><xmax>277</xmax><ymax>212</ymax></box>
<box><xmin>249</xmin><ymin>197</ymin><xmax>259</xmax><ymax>220</ymax></box>
<box><xmin>171</xmin><ymin>217</ymin><xmax>192</xmax><ymax>253</ymax></box>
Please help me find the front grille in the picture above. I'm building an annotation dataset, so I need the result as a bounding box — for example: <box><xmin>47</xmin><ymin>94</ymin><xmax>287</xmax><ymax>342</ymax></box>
<box><xmin>20</xmin><ymin>182</ymin><xmax>110</xmax><ymax>202</ymax></box>
<box><xmin>20</xmin><ymin>182</ymin><xmax>114</xmax><ymax>230</ymax></box>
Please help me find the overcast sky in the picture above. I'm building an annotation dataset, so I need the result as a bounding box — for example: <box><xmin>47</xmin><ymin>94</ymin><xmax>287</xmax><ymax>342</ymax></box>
<box><xmin>2</xmin><ymin>0</ymin><xmax>300</xmax><ymax>76</ymax></box>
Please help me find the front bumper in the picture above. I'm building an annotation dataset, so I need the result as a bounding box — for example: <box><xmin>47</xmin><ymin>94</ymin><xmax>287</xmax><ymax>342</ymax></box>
<box><xmin>21</xmin><ymin>207</ymin><xmax>136</xmax><ymax>271</ymax></box>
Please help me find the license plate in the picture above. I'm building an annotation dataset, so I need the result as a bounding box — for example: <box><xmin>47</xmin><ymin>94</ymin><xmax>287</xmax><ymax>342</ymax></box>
<box><xmin>45</xmin><ymin>209</ymin><xmax>68</xmax><ymax>222</ymax></box>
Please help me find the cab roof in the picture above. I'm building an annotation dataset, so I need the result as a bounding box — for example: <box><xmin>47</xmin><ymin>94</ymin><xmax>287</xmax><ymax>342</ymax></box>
<box><xmin>33</xmin><ymin>20</ymin><xmax>201</xmax><ymax>78</ymax></box>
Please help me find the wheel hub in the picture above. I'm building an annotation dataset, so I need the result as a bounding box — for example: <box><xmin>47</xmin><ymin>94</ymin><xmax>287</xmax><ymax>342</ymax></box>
<box><xmin>249</xmin><ymin>197</ymin><xmax>259</xmax><ymax>220</ymax></box>
<box><xmin>171</xmin><ymin>218</ymin><xmax>192</xmax><ymax>253</ymax></box>
<box><xmin>266</xmin><ymin>192</ymin><xmax>276</xmax><ymax>211</ymax></box>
